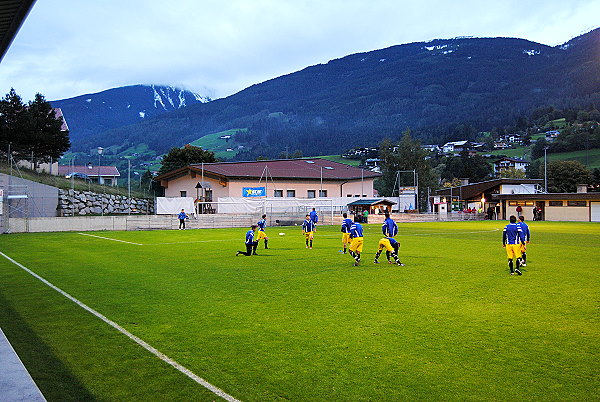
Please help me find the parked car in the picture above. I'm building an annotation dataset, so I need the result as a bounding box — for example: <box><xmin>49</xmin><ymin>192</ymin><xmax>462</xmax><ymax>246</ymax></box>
<box><xmin>65</xmin><ymin>172</ymin><xmax>92</xmax><ymax>182</ymax></box>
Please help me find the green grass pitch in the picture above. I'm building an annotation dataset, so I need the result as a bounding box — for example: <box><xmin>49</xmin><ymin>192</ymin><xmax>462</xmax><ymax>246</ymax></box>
<box><xmin>0</xmin><ymin>221</ymin><xmax>598</xmax><ymax>400</ymax></box>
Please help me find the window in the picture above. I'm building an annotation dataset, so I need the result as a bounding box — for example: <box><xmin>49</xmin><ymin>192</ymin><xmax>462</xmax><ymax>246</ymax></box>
<box><xmin>347</xmin><ymin>194</ymin><xmax>352</xmax><ymax>197</ymax></box>
<box><xmin>287</xmin><ymin>190</ymin><xmax>296</xmax><ymax>197</ymax></box>
<box><xmin>319</xmin><ymin>190</ymin><xmax>328</xmax><ymax>197</ymax></box>
<box><xmin>274</xmin><ymin>190</ymin><xmax>283</xmax><ymax>197</ymax></box>
<box><xmin>307</xmin><ymin>190</ymin><xmax>316</xmax><ymax>198</ymax></box>
<box><xmin>205</xmin><ymin>189</ymin><xmax>213</xmax><ymax>202</ymax></box>
<box><xmin>567</xmin><ymin>201</ymin><xmax>586</xmax><ymax>207</ymax></box>
<box><xmin>508</xmin><ymin>201</ymin><xmax>534</xmax><ymax>206</ymax></box>
<box><xmin>180</xmin><ymin>191</ymin><xmax>187</xmax><ymax>197</ymax></box>
<box><xmin>549</xmin><ymin>201</ymin><xmax>563</xmax><ymax>207</ymax></box>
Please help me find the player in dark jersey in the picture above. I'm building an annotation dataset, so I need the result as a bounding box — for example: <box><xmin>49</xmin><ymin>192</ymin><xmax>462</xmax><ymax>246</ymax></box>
<box><xmin>503</xmin><ymin>215</ymin><xmax>525</xmax><ymax>275</ymax></box>
<box><xmin>374</xmin><ymin>237</ymin><xmax>404</xmax><ymax>266</ymax></box>
<box><xmin>236</xmin><ymin>225</ymin><xmax>259</xmax><ymax>256</ymax></box>
<box><xmin>257</xmin><ymin>214</ymin><xmax>269</xmax><ymax>249</ymax></box>
<box><xmin>302</xmin><ymin>214</ymin><xmax>316</xmax><ymax>249</ymax></box>
<box><xmin>517</xmin><ymin>216</ymin><xmax>530</xmax><ymax>266</ymax></box>
<box><xmin>341</xmin><ymin>212</ymin><xmax>353</xmax><ymax>253</ymax></box>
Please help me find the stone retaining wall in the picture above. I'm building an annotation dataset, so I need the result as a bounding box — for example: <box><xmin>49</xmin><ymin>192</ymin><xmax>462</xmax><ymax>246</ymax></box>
<box><xmin>57</xmin><ymin>189</ymin><xmax>154</xmax><ymax>216</ymax></box>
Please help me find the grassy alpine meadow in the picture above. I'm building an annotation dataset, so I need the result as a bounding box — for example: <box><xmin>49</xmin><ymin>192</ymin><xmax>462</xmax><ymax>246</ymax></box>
<box><xmin>0</xmin><ymin>220</ymin><xmax>598</xmax><ymax>401</ymax></box>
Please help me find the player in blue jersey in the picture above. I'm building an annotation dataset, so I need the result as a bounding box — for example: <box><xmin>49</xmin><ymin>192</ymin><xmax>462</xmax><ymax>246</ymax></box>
<box><xmin>348</xmin><ymin>221</ymin><xmax>364</xmax><ymax>266</ymax></box>
<box><xmin>517</xmin><ymin>215</ymin><xmax>530</xmax><ymax>266</ymax></box>
<box><xmin>503</xmin><ymin>215</ymin><xmax>525</xmax><ymax>275</ymax></box>
<box><xmin>341</xmin><ymin>212</ymin><xmax>354</xmax><ymax>253</ymax></box>
<box><xmin>302</xmin><ymin>214</ymin><xmax>316</xmax><ymax>249</ymax></box>
<box><xmin>381</xmin><ymin>212</ymin><xmax>398</xmax><ymax>237</ymax></box>
<box><xmin>177</xmin><ymin>209</ymin><xmax>188</xmax><ymax>230</ymax></box>
<box><xmin>374</xmin><ymin>237</ymin><xmax>405</xmax><ymax>266</ymax></box>
<box><xmin>236</xmin><ymin>224</ymin><xmax>259</xmax><ymax>256</ymax></box>
<box><xmin>309</xmin><ymin>208</ymin><xmax>319</xmax><ymax>225</ymax></box>
<box><xmin>257</xmin><ymin>214</ymin><xmax>269</xmax><ymax>249</ymax></box>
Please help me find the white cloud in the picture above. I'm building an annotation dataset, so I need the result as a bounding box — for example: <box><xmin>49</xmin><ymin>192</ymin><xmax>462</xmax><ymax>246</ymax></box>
<box><xmin>0</xmin><ymin>0</ymin><xmax>598</xmax><ymax>101</ymax></box>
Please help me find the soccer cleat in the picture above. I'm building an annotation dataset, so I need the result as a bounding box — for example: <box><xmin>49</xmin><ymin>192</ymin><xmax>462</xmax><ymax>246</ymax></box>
<box><xmin>373</xmin><ymin>260</ymin><xmax>380</xmax><ymax>264</ymax></box>
<box><xmin>520</xmin><ymin>263</ymin><xmax>527</xmax><ymax>267</ymax></box>
<box><xmin>515</xmin><ymin>268</ymin><xmax>522</xmax><ymax>275</ymax></box>
<box><xmin>353</xmin><ymin>262</ymin><xmax>359</xmax><ymax>266</ymax></box>
<box><xmin>397</xmin><ymin>262</ymin><xmax>405</xmax><ymax>266</ymax></box>
<box><xmin>236</xmin><ymin>251</ymin><xmax>241</xmax><ymax>256</ymax></box>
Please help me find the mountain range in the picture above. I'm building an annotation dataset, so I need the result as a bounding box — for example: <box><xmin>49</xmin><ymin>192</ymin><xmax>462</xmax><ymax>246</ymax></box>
<box><xmin>54</xmin><ymin>28</ymin><xmax>600</xmax><ymax>159</ymax></box>
<box><xmin>50</xmin><ymin>85</ymin><xmax>209</xmax><ymax>145</ymax></box>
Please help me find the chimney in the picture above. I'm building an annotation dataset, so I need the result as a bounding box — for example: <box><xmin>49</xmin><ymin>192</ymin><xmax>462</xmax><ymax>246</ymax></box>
<box><xmin>576</xmin><ymin>184</ymin><xmax>588</xmax><ymax>193</ymax></box>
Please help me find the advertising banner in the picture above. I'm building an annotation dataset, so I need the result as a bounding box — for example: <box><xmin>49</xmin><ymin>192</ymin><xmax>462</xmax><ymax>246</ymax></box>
<box><xmin>242</xmin><ymin>187</ymin><xmax>266</xmax><ymax>197</ymax></box>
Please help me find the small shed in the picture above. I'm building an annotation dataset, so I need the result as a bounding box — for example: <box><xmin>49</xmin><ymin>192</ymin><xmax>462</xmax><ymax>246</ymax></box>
<box><xmin>347</xmin><ymin>199</ymin><xmax>396</xmax><ymax>221</ymax></box>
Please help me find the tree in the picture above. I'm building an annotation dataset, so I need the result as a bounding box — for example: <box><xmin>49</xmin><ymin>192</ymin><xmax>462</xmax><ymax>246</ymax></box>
<box><xmin>377</xmin><ymin>129</ymin><xmax>436</xmax><ymax>211</ymax></box>
<box><xmin>158</xmin><ymin>144</ymin><xmax>217</xmax><ymax>175</ymax></box>
<box><xmin>0</xmin><ymin>88</ymin><xmax>28</xmax><ymax>156</ymax></box>
<box><xmin>0</xmin><ymin>89</ymin><xmax>70</xmax><ymax>165</ymax></box>
<box><xmin>530</xmin><ymin>138</ymin><xmax>549</xmax><ymax>160</ymax></box>
<box><xmin>24</xmin><ymin>93</ymin><xmax>71</xmax><ymax>166</ymax></box>
<box><xmin>546</xmin><ymin>160</ymin><xmax>592</xmax><ymax>193</ymax></box>
<box><xmin>442</xmin><ymin>151</ymin><xmax>492</xmax><ymax>183</ymax></box>
<box><xmin>498</xmin><ymin>167</ymin><xmax>526</xmax><ymax>179</ymax></box>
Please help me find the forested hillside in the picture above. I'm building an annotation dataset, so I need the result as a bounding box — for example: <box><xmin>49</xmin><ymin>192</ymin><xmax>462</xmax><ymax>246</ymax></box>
<box><xmin>72</xmin><ymin>29</ymin><xmax>600</xmax><ymax>159</ymax></box>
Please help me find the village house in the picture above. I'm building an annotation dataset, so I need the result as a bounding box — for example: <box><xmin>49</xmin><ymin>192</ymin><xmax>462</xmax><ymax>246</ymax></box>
<box><xmin>493</xmin><ymin>157</ymin><xmax>530</xmax><ymax>175</ymax></box>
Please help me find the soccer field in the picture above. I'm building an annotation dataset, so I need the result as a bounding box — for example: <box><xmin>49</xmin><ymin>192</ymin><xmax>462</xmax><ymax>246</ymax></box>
<box><xmin>0</xmin><ymin>221</ymin><xmax>598</xmax><ymax>400</ymax></box>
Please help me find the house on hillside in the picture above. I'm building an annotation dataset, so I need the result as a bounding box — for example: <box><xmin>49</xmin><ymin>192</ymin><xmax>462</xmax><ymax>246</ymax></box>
<box><xmin>545</xmin><ymin>130</ymin><xmax>560</xmax><ymax>141</ymax></box>
<box><xmin>493</xmin><ymin>157</ymin><xmax>530</xmax><ymax>175</ymax></box>
<box><xmin>58</xmin><ymin>165</ymin><xmax>120</xmax><ymax>186</ymax></box>
<box><xmin>442</xmin><ymin>140</ymin><xmax>470</xmax><ymax>154</ymax></box>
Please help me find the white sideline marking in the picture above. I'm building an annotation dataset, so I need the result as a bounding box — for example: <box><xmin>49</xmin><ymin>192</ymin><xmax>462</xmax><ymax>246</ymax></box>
<box><xmin>77</xmin><ymin>233</ymin><xmax>143</xmax><ymax>245</ymax></box>
<box><xmin>0</xmin><ymin>251</ymin><xmax>240</xmax><ymax>402</ymax></box>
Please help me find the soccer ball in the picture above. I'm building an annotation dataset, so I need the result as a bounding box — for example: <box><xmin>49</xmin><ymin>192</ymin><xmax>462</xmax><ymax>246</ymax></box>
<box><xmin>279</xmin><ymin>232</ymin><xmax>285</xmax><ymax>236</ymax></box>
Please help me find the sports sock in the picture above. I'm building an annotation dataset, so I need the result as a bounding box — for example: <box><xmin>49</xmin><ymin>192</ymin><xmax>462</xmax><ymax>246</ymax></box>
<box><xmin>522</xmin><ymin>253</ymin><xmax>526</xmax><ymax>263</ymax></box>
<box><xmin>508</xmin><ymin>259</ymin><xmax>514</xmax><ymax>273</ymax></box>
<box><xmin>264</xmin><ymin>240</ymin><xmax>268</xmax><ymax>249</ymax></box>
<box><xmin>391</xmin><ymin>252</ymin><xmax>400</xmax><ymax>264</ymax></box>
<box><xmin>374</xmin><ymin>250</ymin><xmax>382</xmax><ymax>262</ymax></box>
<box><xmin>310</xmin><ymin>240</ymin><xmax>313</xmax><ymax>247</ymax></box>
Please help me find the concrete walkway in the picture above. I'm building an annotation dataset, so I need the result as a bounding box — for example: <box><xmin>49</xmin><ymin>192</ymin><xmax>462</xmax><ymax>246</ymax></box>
<box><xmin>0</xmin><ymin>328</ymin><xmax>46</xmax><ymax>401</ymax></box>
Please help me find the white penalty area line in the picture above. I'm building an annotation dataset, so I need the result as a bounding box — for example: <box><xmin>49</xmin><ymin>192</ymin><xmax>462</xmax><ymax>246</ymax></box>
<box><xmin>77</xmin><ymin>233</ymin><xmax>235</xmax><ymax>246</ymax></box>
<box><xmin>77</xmin><ymin>233</ymin><xmax>143</xmax><ymax>245</ymax></box>
<box><xmin>406</xmin><ymin>228</ymin><xmax>501</xmax><ymax>236</ymax></box>
<box><xmin>0</xmin><ymin>251</ymin><xmax>240</xmax><ymax>402</ymax></box>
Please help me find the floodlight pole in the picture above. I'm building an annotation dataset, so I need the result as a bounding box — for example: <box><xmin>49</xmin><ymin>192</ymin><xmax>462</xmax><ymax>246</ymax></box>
<box><xmin>128</xmin><ymin>158</ymin><xmax>131</xmax><ymax>215</ymax></box>
<box><xmin>98</xmin><ymin>147</ymin><xmax>103</xmax><ymax>216</ymax></box>
<box><xmin>544</xmin><ymin>146</ymin><xmax>549</xmax><ymax>193</ymax></box>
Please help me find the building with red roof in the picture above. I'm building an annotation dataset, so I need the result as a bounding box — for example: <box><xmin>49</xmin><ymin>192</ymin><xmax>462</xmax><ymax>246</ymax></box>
<box><xmin>155</xmin><ymin>158</ymin><xmax>381</xmax><ymax>201</ymax></box>
<box><xmin>58</xmin><ymin>165</ymin><xmax>120</xmax><ymax>186</ymax></box>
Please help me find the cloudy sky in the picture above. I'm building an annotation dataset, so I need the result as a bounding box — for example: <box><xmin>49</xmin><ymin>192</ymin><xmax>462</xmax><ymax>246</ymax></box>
<box><xmin>0</xmin><ymin>0</ymin><xmax>598</xmax><ymax>102</ymax></box>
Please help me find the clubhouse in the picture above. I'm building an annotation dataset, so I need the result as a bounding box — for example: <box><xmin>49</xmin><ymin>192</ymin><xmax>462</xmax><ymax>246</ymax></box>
<box><xmin>154</xmin><ymin>158</ymin><xmax>381</xmax><ymax>205</ymax></box>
